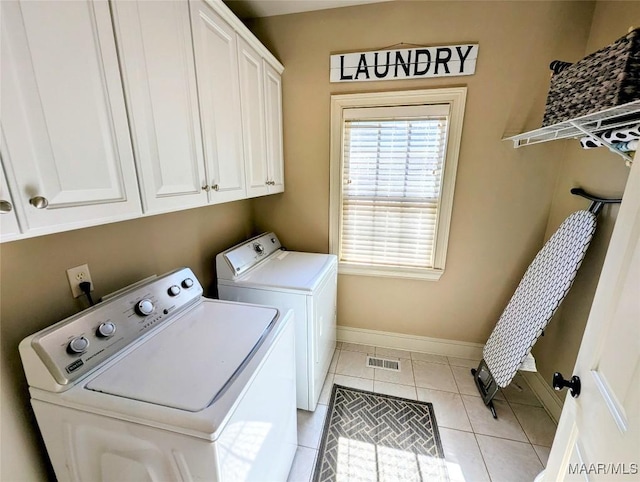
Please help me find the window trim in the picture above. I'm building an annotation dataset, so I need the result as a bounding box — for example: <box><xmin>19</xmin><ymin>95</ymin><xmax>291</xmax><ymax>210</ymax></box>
<box><xmin>329</xmin><ymin>88</ymin><xmax>467</xmax><ymax>280</ymax></box>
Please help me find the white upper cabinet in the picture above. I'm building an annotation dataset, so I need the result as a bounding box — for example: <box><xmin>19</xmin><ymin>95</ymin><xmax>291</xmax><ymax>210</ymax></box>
<box><xmin>0</xmin><ymin>0</ymin><xmax>284</xmax><ymax>243</ymax></box>
<box><xmin>238</xmin><ymin>37</ymin><xmax>269</xmax><ymax>198</ymax></box>
<box><xmin>238</xmin><ymin>37</ymin><xmax>285</xmax><ymax>198</ymax></box>
<box><xmin>190</xmin><ymin>0</ymin><xmax>246</xmax><ymax>204</ymax></box>
<box><xmin>111</xmin><ymin>1</ymin><xmax>209</xmax><ymax>214</ymax></box>
<box><xmin>113</xmin><ymin>0</ymin><xmax>246</xmax><ymax>214</ymax></box>
<box><xmin>0</xmin><ymin>0</ymin><xmax>141</xmax><ymax>236</ymax></box>
<box><xmin>264</xmin><ymin>62</ymin><xmax>285</xmax><ymax>194</ymax></box>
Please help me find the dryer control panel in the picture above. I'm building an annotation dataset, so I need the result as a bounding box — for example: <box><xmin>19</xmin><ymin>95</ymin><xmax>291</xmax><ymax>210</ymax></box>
<box><xmin>19</xmin><ymin>268</ymin><xmax>203</xmax><ymax>391</ymax></box>
<box><xmin>218</xmin><ymin>232</ymin><xmax>282</xmax><ymax>279</ymax></box>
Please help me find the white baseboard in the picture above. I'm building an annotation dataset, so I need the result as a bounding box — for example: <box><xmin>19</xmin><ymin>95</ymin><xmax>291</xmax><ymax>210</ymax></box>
<box><xmin>337</xmin><ymin>325</ymin><xmax>484</xmax><ymax>360</ymax></box>
<box><xmin>521</xmin><ymin>370</ymin><xmax>564</xmax><ymax>423</ymax></box>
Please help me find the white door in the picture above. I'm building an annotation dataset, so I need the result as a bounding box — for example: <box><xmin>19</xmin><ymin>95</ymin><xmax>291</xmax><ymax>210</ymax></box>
<box><xmin>0</xmin><ymin>153</ymin><xmax>21</xmax><ymax>242</ymax></box>
<box><xmin>264</xmin><ymin>62</ymin><xmax>285</xmax><ymax>194</ymax></box>
<box><xmin>544</xmin><ymin>154</ymin><xmax>640</xmax><ymax>481</ymax></box>
<box><xmin>237</xmin><ymin>37</ymin><xmax>270</xmax><ymax>198</ymax></box>
<box><xmin>112</xmin><ymin>0</ymin><xmax>208</xmax><ymax>214</ymax></box>
<box><xmin>0</xmin><ymin>0</ymin><xmax>141</xmax><ymax>235</ymax></box>
<box><xmin>190</xmin><ymin>0</ymin><xmax>246</xmax><ymax>204</ymax></box>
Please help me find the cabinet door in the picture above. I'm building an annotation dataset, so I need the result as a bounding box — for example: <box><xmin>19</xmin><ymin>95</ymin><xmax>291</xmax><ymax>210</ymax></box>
<box><xmin>112</xmin><ymin>1</ymin><xmax>208</xmax><ymax>214</ymax></box>
<box><xmin>0</xmin><ymin>0</ymin><xmax>141</xmax><ymax>235</ymax></box>
<box><xmin>237</xmin><ymin>37</ymin><xmax>270</xmax><ymax>198</ymax></box>
<box><xmin>0</xmin><ymin>153</ymin><xmax>21</xmax><ymax>242</ymax></box>
<box><xmin>190</xmin><ymin>1</ymin><xmax>246</xmax><ymax>204</ymax></box>
<box><xmin>264</xmin><ymin>62</ymin><xmax>285</xmax><ymax>194</ymax></box>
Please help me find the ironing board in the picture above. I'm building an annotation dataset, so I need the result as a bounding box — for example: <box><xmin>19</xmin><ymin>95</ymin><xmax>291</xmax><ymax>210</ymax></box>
<box><xmin>472</xmin><ymin>189</ymin><xmax>621</xmax><ymax>418</ymax></box>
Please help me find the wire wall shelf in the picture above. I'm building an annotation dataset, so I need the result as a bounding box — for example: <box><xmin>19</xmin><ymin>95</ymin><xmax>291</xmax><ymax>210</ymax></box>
<box><xmin>504</xmin><ymin>100</ymin><xmax>640</xmax><ymax>165</ymax></box>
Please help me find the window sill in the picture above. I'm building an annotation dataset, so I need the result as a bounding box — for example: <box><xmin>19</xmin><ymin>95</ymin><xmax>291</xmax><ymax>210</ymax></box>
<box><xmin>337</xmin><ymin>263</ymin><xmax>444</xmax><ymax>281</ymax></box>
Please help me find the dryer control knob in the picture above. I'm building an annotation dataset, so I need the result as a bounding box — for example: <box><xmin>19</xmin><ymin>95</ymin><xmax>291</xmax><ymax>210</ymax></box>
<box><xmin>181</xmin><ymin>278</ymin><xmax>194</xmax><ymax>289</ymax></box>
<box><xmin>135</xmin><ymin>299</ymin><xmax>154</xmax><ymax>316</ymax></box>
<box><xmin>96</xmin><ymin>322</ymin><xmax>116</xmax><ymax>338</ymax></box>
<box><xmin>254</xmin><ymin>242</ymin><xmax>265</xmax><ymax>255</ymax></box>
<box><xmin>67</xmin><ymin>336</ymin><xmax>89</xmax><ymax>354</ymax></box>
<box><xmin>168</xmin><ymin>285</ymin><xmax>181</xmax><ymax>296</ymax></box>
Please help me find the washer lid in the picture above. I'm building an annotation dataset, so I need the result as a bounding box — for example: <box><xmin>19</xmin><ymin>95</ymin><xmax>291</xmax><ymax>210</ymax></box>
<box><xmin>85</xmin><ymin>301</ymin><xmax>278</xmax><ymax>412</ymax></box>
<box><xmin>236</xmin><ymin>252</ymin><xmax>337</xmax><ymax>292</ymax></box>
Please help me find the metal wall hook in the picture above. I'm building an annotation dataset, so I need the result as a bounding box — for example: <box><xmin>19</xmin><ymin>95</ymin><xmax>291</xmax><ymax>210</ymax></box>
<box><xmin>570</xmin><ymin>187</ymin><xmax>622</xmax><ymax>215</ymax></box>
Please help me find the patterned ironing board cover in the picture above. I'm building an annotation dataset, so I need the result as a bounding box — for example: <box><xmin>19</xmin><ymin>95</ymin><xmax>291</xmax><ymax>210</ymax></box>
<box><xmin>483</xmin><ymin>210</ymin><xmax>597</xmax><ymax>387</ymax></box>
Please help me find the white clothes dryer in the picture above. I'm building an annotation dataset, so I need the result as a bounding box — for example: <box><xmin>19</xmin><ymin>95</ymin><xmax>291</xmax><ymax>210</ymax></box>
<box><xmin>216</xmin><ymin>233</ymin><xmax>337</xmax><ymax>412</ymax></box>
<box><xmin>19</xmin><ymin>268</ymin><xmax>297</xmax><ymax>482</ymax></box>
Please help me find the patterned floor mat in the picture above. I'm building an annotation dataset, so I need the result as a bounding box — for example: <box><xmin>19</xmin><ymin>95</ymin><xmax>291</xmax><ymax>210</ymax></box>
<box><xmin>313</xmin><ymin>385</ymin><xmax>449</xmax><ymax>482</ymax></box>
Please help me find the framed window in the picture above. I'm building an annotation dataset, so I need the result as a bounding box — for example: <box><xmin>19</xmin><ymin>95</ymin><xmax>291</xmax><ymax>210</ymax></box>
<box><xmin>329</xmin><ymin>88</ymin><xmax>466</xmax><ymax>280</ymax></box>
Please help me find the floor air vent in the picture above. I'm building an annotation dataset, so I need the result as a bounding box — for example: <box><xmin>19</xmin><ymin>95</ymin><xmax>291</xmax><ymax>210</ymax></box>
<box><xmin>366</xmin><ymin>356</ymin><xmax>400</xmax><ymax>372</ymax></box>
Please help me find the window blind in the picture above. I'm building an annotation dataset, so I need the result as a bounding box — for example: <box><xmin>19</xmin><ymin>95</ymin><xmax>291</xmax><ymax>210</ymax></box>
<box><xmin>340</xmin><ymin>110</ymin><xmax>449</xmax><ymax>269</ymax></box>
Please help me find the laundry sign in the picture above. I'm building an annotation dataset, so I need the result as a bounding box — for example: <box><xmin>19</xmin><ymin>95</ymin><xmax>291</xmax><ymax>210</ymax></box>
<box><xmin>330</xmin><ymin>44</ymin><xmax>478</xmax><ymax>83</ymax></box>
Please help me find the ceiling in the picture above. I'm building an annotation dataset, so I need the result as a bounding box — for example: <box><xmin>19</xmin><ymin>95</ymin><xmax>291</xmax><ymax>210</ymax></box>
<box><xmin>223</xmin><ymin>0</ymin><xmax>392</xmax><ymax>19</ymax></box>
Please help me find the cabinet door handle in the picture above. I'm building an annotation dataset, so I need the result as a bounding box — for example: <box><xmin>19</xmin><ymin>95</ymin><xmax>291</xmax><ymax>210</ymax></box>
<box><xmin>0</xmin><ymin>200</ymin><xmax>13</xmax><ymax>213</ymax></box>
<box><xmin>201</xmin><ymin>183</ymin><xmax>210</xmax><ymax>192</ymax></box>
<box><xmin>29</xmin><ymin>196</ymin><xmax>49</xmax><ymax>209</ymax></box>
<box><xmin>212</xmin><ymin>184</ymin><xmax>219</xmax><ymax>191</ymax></box>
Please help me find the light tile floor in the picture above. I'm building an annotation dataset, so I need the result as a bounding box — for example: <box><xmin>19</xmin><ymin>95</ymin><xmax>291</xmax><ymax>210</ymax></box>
<box><xmin>288</xmin><ymin>342</ymin><xmax>555</xmax><ymax>482</ymax></box>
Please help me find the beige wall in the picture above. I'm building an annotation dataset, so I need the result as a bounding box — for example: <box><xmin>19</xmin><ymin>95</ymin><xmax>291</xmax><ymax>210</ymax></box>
<box><xmin>533</xmin><ymin>2</ymin><xmax>640</xmax><ymax>392</ymax></box>
<box><xmin>249</xmin><ymin>1</ymin><xmax>595</xmax><ymax>342</ymax></box>
<box><xmin>0</xmin><ymin>200</ymin><xmax>252</xmax><ymax>480</ymax></box>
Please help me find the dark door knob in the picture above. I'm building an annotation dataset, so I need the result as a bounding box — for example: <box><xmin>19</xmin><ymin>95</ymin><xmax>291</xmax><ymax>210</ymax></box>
<box><xmin>553</xmin><ymin>372</ymin><xmax>581</xmax><ymax>398</ymax></box>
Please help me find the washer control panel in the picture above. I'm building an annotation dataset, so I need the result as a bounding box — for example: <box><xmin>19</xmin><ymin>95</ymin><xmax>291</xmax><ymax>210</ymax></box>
<box><xmin>220</xmin><ymin>232</ymin><xmax>282</xmax><ymax>277</ymax></box>
<box><xmin>25</xmin><ymin>267</ymin><xmax>203</xmax><ymax>387</ymax></box>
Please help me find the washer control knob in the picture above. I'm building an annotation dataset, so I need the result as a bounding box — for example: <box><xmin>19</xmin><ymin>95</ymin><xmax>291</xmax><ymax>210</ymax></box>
<box><xmin>67</xmin><ymin>336</ymin><xmax>89</xmax><ymax>354</ymax></box>
<box><xmin>168</xmin><ymin>285</ymin><xmax>181</xmax><ymax>297</ymax></box>
<box><xmin>96</xmin><ymin>322</ymin><xmax>116</xmax><ymax>338</ymax></box>
<box><xmin>136</xmin><ymin>299</ymin><xmax>154</xmax><ymax>316</ymax></box>
<box><xmin>181</xmin><ymin>278</ymin><xmax>194</xmax><ymax>289</ymax></box>
<box><xmin>254</xmin><ymin>242</ymin><xmax>264</xmax><ymax>255</ymax></box>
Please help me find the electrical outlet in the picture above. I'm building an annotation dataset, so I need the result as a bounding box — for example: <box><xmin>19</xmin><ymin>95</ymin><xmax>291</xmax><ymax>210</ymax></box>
<box><xmin>66</xmin><ymin>264</ymin><xmax>93</xmax><ymax>298</ymax></box>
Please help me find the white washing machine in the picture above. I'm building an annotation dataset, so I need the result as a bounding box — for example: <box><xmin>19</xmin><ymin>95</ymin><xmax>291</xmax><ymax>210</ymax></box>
<box><xmin>19</xmin><ymin>267</ymin><xmax>297</xmax><ymax>482</ymax></box>
<box><xmin>216</xmin><ymin>233</ymin><xmax>337</xmax><ymax>412</ymax></box>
